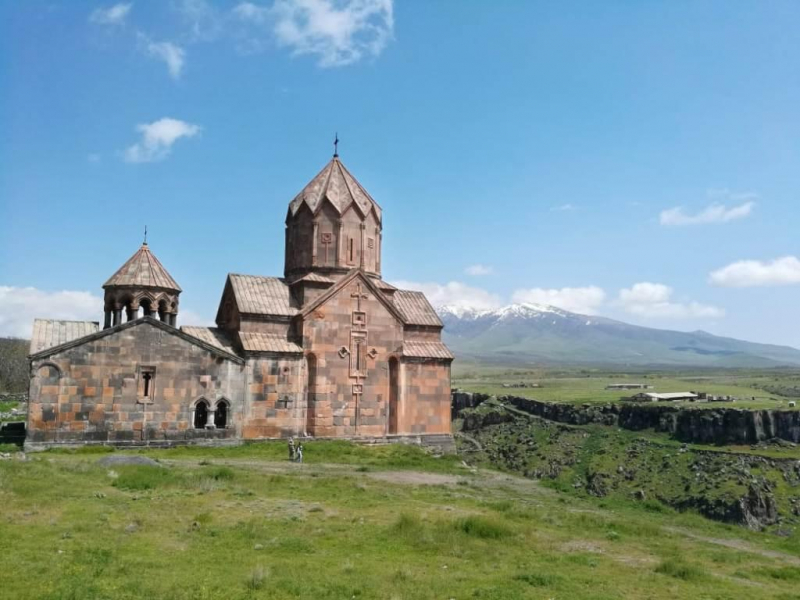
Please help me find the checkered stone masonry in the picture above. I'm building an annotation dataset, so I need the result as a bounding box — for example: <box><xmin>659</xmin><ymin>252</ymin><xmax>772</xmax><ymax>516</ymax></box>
<box><xmin>28</xmin><ymin>321</ymin><xmax>244</xmax><ymax>445</ymax></box>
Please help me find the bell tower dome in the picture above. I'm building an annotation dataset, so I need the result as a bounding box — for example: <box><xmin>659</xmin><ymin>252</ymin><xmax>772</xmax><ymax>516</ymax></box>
<box><xmin>284</xmin><ymin>154</ymin><xmax>382</xmax><ymax>281</ymax></box>
<box><xmin>102</xmin><ymin>242</ymin><xmax>182</xmax><ymax>329</ymax></box>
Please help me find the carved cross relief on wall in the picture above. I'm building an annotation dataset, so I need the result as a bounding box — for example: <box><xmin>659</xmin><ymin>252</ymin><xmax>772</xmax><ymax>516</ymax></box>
<box><xmin>347</xmin><ymin>281</ymin><xmax>377</xmax><ymax>396</ymax></box>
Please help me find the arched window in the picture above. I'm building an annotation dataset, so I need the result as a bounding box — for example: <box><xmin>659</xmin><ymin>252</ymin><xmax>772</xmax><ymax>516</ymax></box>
<box><xmin>214</xmin><ymin>400</ymin><xmax>229</xmax><ymax>429</ymax></box>
<box><xmin>194</xmin><ymin>400</ymin><xmax>209</xmax><ymax>429</ymax></box>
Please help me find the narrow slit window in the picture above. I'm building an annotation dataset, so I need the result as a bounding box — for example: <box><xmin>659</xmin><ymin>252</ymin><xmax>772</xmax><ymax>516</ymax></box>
<box><xmin>138</xmin><ymin>366</ymin><xmax>156</xmax><ymax>400</ymax></box>
<box><xmin>349</xmin><ymin>238</ymin><xmax>354</xmax><ymax>263</ymax></box>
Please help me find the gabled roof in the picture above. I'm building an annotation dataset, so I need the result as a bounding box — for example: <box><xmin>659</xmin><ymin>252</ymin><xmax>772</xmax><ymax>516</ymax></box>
<box><xmin>238</xmin><ymin>332</ymin><xmax>303</xmax><ymax>354</ymax></box>
<box><xmin>403</xmin><ymin>340</ymin><xmax>454</xmax><ymax>360</ymax></box>
<box><xmin>393</xmin><ymin>290</ymin><xmax>443</xmax><ymax>327</ymax></box>
<box><xmin>227</xmin><ymin>274</ymin><xmax>299</xmax><ymax>317</ymax></box>
<box><xmin>30</xmin><ymin>319</ymin><xmax>100</xmax><ymax>355</ymax></box>
<box><xmin>103</xmin><ymin>243</ymin><xmax>181</xmax><ymax>292</ymax></box>
<box><xmin>288</xmin><ymin>157</ymin><xmax>381</xmax><ymax>222</ymax></box>
<box><xmin>299</xmin><ymin>269</ymin><xmax>407</xmax><ymax>324</ymax></box>
<box><xmin>29</xmin><ymin>317</ymin><xmax>243</xmax><ymax>363</ymax></box>
<box><xmin>181</xmin><ymin>326</ymin><xmax>237</xmax><ymax>355</ymax></box>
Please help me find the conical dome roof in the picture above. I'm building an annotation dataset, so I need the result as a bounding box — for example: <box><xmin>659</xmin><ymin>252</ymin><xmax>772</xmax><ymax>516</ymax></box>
<box><xmin>288</xmin><ymin>156</ymin><xmax>381</xmax><ymax>222</ymax></box>
<box><xmin>103</xmin><ymin>243</ymin><xmax>181</xmax><ymax>292</ymax></box>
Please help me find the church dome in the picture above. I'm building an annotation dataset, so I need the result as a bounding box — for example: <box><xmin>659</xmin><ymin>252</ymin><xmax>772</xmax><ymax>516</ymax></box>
<box><xmin>102</xmin><ymin>242</ymin><xmax>181</xmax><ymax>329</ymax></box>
<box><xmin>285</xmin><ymin>156</ymin><xmax>383</xmax><ymax>281</ymax></box>
<box><xmin>288</xmin><ymin>156</ymin><xmax>382</xmax><ymax>223</ymax></box>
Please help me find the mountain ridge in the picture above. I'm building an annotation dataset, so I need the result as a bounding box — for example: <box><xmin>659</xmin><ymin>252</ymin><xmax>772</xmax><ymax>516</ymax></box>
<box><xmin>437</xmin><ymin>302</ymin><xmax>800</xmax><ymax>367</ymax></box>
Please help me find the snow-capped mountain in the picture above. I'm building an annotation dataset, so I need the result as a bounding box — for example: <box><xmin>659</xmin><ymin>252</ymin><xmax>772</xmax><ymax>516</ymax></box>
<box><xmin>437</xmin><ymin>303</ymin><xmax>800</xmax><ymax>367</ymax></box>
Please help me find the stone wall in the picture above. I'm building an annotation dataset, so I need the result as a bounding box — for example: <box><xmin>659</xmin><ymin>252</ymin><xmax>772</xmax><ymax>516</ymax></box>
<box><xmin>301</xmin><ymin>275</ymin><xmax>404</xmax><ymax>437</ymax></box>
<box><xmin>241</xmin><ymin>355</ymin><xmax>305</xmax><ymax>439</ymax></box>
<box><xmin>402</xmin><ymin>360</ymin><xmax>451</xmax><ymax>434</ymax></box>
<box><xmin>27</xmin><ymin>321</ymin><xmax>245</xmax><ymax>447</ymax></box>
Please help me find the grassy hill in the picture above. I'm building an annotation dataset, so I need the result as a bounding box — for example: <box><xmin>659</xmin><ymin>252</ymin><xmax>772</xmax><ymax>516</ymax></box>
<box><xmin>1</xmin><ymin>441</ymin><xmax>799</xmax><ymax>599</ymax></box>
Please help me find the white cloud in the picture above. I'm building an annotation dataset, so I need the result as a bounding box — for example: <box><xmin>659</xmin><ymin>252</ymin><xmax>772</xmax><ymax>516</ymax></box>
<box><xmin>709</xmin><ymin>256</ymin><xmax>800</xmax><ymax>288</ymax></box>
<box><xmin>271</xmin><ymin>0</ymin><xmax>394</xmax><ymax>67</ymax></box>
<box><xmin>617</xmin><ymin>282</ymin><xmax>724</xmax><ymax>319</ymax></box>
<box><xmin>87</xmin><ymin>153</ymin><xmax>101</xmax><ymax>163</ymax></box>
<box><xmin>550</xmin><ymin>203</ymin><xmax>577</xmax><ymax>212</ymax></box>
<box><xmin>234</xmin><ymin>2</ymin><xmax>271</xmax><ymax>23</ymax></box>
<box><xmin>659</xmin><ymin>200</ymin><xmax>755</xmax><ymax>226</ymax></box>
<box><xmin>511</xmin><ymin>286</ymin><xmax>606</xmax><ymax>315</ymax></box>
<box><xmin>178</xmin><ymin>308</ymin><xmax>215</xmax><ymax>327</ymax></box>
<box><xmin>0</xmin><ymin>287</ymin><xmax>102</xmax><ymax>338</ymax></box>
<box><xmin>391</xmin><ymin>280</ymin><xmax>502</xmax><ymax>312</ymax></box>
<box><xmin>123</xmin><ymin>118</ymin><xmax>201</xmax><ymax>163</ymax></box>
<box><xmin>89</xmin><ymin>3</ymin><xmax>133</xmax><ymax>26</ymax></box>
<box><xmin>177</xmin><ymin>0</ymin><xmax>224</xmax><ymax>42</ymax></box>
<box><xmin>465</xmin><ymin>264</ymin><xmax>492</xmax><ymax>276</ymax></box>
<box><xmin>140</xmin><ymin>35</ymin><xmax>186</xmax><ymax>79</ymax></box>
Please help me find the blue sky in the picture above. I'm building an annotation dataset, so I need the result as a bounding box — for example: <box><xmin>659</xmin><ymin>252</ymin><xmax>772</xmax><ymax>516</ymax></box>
<box><xmin>2</xmin><ymin>1</ymin><xmax>800</xmax><ymax>347</ymax></box>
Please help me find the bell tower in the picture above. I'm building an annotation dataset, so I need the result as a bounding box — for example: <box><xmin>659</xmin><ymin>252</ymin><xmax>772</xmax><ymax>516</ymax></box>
<box><xmin>102</xmin><ymin>241</ymin><xmax>182</xmax><ymax>329</ymax></box>
<box><xmin>284</xmin><ymin>153</ymin><xmax>382</xmax><ymax>281</ymax></box>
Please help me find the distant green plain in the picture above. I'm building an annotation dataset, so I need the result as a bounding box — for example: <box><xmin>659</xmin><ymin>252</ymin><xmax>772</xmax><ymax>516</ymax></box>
<box><xmin>453</xmin><ymin>364</ymin><xmax>800</xmax><ymax>410</ymax></box>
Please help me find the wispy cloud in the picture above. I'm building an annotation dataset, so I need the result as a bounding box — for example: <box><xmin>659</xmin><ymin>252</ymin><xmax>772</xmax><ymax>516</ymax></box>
<box><xmin>0</xmin><ymin>287</ymin><xmax>102</xmax><ymax>338</ymax></box>
<box><xmin>269</xmin><ymin>0</ymin><xmax>394</xmax><ymax>67</ymax></box>
<box><xmin>659</xmin><ymin>190</ymin><xmax>756</xmax><ymax>226</ymax></box>
<box><xmin>87</xmin><ymin>153</ymin><xmax>101</xmax><ymax>163</ymax></box>
<box><xmin>89</xmin><ymin>3</ymin><xmax>133</xmax><ymax>26</ymax></box>
<box><xmin>465</xmin><ymin>264</ymin><xmax>493</xmax><ymax>276</ymax></box>
<box><xmin>123</xmin><ymin>118</ymin><xmax>201</xmax><ymax>163</ymax></box>
<box><xmin>391</xmin><ymin>280</ymin><xmax>502</xmax><ymax>311</ymax></box>
<box><xmin>511</xmin><ymin>286</ymin><xmax>606</xmax><ymax>315</ymax></box>
<box><xmin>139</xmin><ymin>34</ymin><xmax>186</xmax><ymax>79</ymax></box>
<box><xmin>617</xmin><ymin>282</ymin><xmax>724</xmax><ymax>319</ymax></box>
<box><xmin>550</xmin><ymin>203</ymin><xmax>577</xmax><ymax>212</ymax></box>
<box><xmin>709</xmin><ymin>256</ymin><xmax>800</xmax><ymax>288</ymax></box>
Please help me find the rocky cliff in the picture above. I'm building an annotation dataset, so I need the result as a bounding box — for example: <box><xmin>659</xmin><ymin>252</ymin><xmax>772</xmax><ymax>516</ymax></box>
<box><xmin>458</xmin><ymin>402</ymin><xmax>800</xmax><ymax>531</ymax></box>
<box><xmin>464</xmin><ymin>394</ymin><xmax>800</xmax><ymax>445</ymax></box>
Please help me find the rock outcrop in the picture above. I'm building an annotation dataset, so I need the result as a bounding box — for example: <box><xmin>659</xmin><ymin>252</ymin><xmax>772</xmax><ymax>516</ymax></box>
<box><xmin>493</xmin><ymin>395</ymin><xmax>800</xmax><ymax>445</ymax></box>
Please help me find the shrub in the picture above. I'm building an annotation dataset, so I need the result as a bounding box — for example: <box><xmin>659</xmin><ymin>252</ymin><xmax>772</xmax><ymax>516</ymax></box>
<box><xmin>514</xmin><ymin>573</ymin><xmax>560</xmax><ymax>587</ymax></box>
<box><xmin>455</xmin><ymin>516</ymin><xmax>511</xmax><ymax>540</ymax></box>
<box><xmin>245</xmin><ymin>566</ymin><xmax>267</xmax><ymax>591</ymax></box>
<box><xmin>112</xmin><ymin>466</ymin><xmax>174</xmax><ymax>490</ymax></box>
<box><xmin>655</xmin><ymin>559</ymin><xmax>705</xmax><ymax>581</ymax></box>
<box><xmin>203</xmin><ymin>466</ymin><xmax>235</xmax><ymax>480</ymax></box>
<box><xmin>393</xmin><ymin>513</ymin><xmax>423</xmax><ymax>535</ymax></box>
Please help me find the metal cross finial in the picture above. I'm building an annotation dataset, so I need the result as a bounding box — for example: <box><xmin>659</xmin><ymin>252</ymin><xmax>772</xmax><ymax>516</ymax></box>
<box><xmin>333</xmin><ymin>132</ymin><xmax>339</xmax><ymax>157</ymax></box>
<box><xmin>143</xmin><ymin>225</ymin><xmax>148</xmax><ymax>245</ymax></box>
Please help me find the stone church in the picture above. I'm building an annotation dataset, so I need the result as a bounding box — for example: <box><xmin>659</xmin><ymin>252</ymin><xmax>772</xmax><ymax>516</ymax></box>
<box><xmin>26</xmin><ymin>154</ymin><xmax>453</xmax><ymax>449</ymax></box>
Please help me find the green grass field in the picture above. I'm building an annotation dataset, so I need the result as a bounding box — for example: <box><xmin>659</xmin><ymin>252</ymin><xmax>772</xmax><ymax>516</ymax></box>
<box><xmin>453</xmin><ymin>366</ymin><xmax>800</xmax><ymax>410</ymax></box>
<box><xmin>2</xmin><ymin>442</ymin><xmax>800</xmax><ymax>599</ymax></box>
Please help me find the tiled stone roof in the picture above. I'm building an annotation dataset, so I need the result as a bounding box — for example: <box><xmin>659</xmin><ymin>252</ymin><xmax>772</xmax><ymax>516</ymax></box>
<box><xmin>238</xmin><ymin>332</ymin><xmax>303</xmax><ymax>354</ymax></box>
<box><xmin>29</xmin><ymin>319</ymin><xmax>100</xmax><ymax>354</ymax></box>
<box><xmin>229</xmin><ymin>274</ymin><xmax>298</xmax><ymax>317</ymax></box>
<box><xmin>288</xmin><ymin>157</ymin><xmax>381</xmax><ymax>221</ymax></box>
<box><xmin>393</xmin><ymin>290</ymin><xmax>443</xmax><ymax>327</ymax></box>
<box><xmin>181</xmin><ymin>327</ymin><xmax>237</xmax><ymax>355</ymax></box>
<box><xmin>376</xmin><ymin>280</ymin><xmax>397</xmax><ymax>291</ymax></box>
<box><xmin>290</xmin><ymin>272</ymin><xmax>335</xmax><ymax>285</ymax></box>
<box><xmin>103</xmin><ymin>243</ymin><xmax>181</xmax><ymax>291</ymax></box>
<box><xmin>403</xmin><ymin>340</ymin><xmax>454</xmax><ymax>360</ymax></box>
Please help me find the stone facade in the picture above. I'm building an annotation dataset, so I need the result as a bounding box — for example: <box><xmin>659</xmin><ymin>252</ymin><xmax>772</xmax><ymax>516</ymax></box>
<box><xmin>26</xmin><ymin>155</ymin><xmax>453</xmax><ymax>449</ymax></box>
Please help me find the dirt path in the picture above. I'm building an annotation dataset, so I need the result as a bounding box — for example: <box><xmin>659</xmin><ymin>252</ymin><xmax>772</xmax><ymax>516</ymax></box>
<box><xmin>664</xmin><ymin>526</ymin><xmax>800</xmax><ymax>566</ymax></box>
